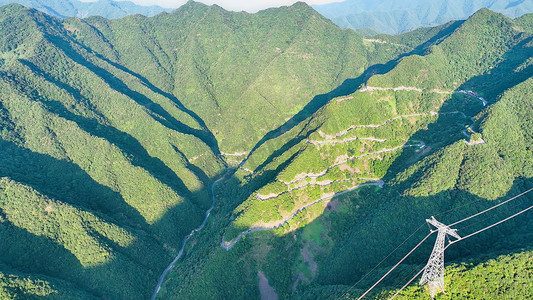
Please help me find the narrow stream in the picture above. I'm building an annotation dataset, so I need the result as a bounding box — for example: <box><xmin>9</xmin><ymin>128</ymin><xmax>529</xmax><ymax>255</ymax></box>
<box><xmin>151</xmin><ymin>171</ymin><xmax>227</xmax><ymax>300</ymax></box>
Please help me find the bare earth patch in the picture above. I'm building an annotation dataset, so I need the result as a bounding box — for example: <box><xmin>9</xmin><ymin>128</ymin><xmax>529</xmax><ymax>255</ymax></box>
<box><xmin>302</xmin><ymin>243</ymin><xmax>318</xmax><ymax>278</ymax></box>
<box><xmin>258</xmin><ymin>271</ymin><xmax>279</xmax><ymax>300</ymax></box>
<box><xmin>339</xmin><ymin>164</ymin><xmax>356</xmax><ymax>174</ymax></box>
<box><xmin>327</xmin><ymin>198</ymin><xmax>339</xmax><ymax>212</ymax></box>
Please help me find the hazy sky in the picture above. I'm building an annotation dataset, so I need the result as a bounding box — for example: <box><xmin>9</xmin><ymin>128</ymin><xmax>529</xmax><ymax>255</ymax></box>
<box><xmin>79</xmin><ymin>0</ymin><xmax>345</xmax><ymax>12</ymax></box>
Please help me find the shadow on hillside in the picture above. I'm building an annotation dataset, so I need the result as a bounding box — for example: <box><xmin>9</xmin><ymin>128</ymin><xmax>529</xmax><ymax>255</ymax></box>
<box><xmin>307</xmin><ymin>38</ymin><xmax>533</xmax><ymax>296</ymax></box>
<box><xmin>70</xmin><ymin>38</ymin><xmax>217</xmax><ymax>150</ymax></box>
<box><xmin>19</xmin><ymin>58</ymin><xmax>217</xmax><ymax>209</ymax></box>
<box><xmin>16</xmin><ymin>60</ymin><xmax>199</xmax><ymax>199</ymax></box>
<box><xmin>88</xmin><ymin>50</ymin><xmax>212</xmax><ymax>137</ymax></box>
<box><xmin>171</xmin><ymin>172</ymin><xmax>532</xmax><ymax>299</ymax></box>
<box><xmin>383</xmin><ymin>34</ymin><xmax>533</xmax><ymax>180</ymax></box>
<box><xmin>412</xmin><ymin>20</ymin><xmax>464</xmax><ymax>49</ymax></box>
<box><xmin>3</xmin><ymin>13</ymin><xmax>532</xmax><ymax>300</ymax></box>
<box><xmin>244</xmin><ymin>20</ymin><xmax>467</xmax><ymax>165</ymax></box>
<box><xmin>251</xmin><ymin>118</ymin><xmax>321</xmax><ymax>174</ymax></box>
<box><xmin>44</xmin><ymin>34</ymin><xmax>221</xmax><ymax>156</ymax></box>
<box><xmin>0</xmin><ymin>196</ymin><xmax>179</xmax><ymax>299</ymax></box>
<box><xmin>0</xmin><ymin>139</ymin><xmax>223</xmax><ymax>299</ymax></box>
<box><xmin>0</xmin><ymin>139</ymin><xmax>146</xmax><ymax>228</ymax></box>
<box><xmin>303</xmin><ymin>177</ymin><xmax>533</xmax><ymax>299</ymax></box>
<box><xmin>204</xmin><ymin>31</ymin><xmax>533</xmax><ymax>298</ymax></box>
<box><xmin>458</xmin><ymin>35</ymin><xmax>533</xmax><ymax>101</ymax></box>
<box><xmin>245</xmin><ymin>64</ymin><xmax>385</xmax><ymax>157</ymax></box>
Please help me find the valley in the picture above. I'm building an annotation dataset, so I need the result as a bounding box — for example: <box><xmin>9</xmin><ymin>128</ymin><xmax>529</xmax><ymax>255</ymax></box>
<box><xmin>0</xmin><ymin>2</ymin><xmax>531</xmax><ymax>300</ymax></box>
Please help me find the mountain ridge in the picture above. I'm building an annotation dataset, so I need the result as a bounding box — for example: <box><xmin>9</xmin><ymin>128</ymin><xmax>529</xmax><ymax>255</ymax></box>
<box><xmin>0</xmin><ymin>3</ymin><xmax>531</xmax><ymax>300</ymax></box>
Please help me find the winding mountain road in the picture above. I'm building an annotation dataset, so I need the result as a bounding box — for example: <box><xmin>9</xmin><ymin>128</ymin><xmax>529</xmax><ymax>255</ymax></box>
<box><xmin>221</xmin><ymin>88</ymin><xmax>488</xmax><ymax>250</ymax></box>
<box><xmin>221</xmin><ymin>180</ymin><xmax>384</xmax><ymax>250</ymax></box>
<box><xmin>219</xmin><ymin>143</ymin><xmax>421</xmax><ymax>249</ymax></box>
<box><xmin>282</xmin><ymin>142</ymin><xmax>425</xmax><ymax>186</ymax></box>
<box><xmin>148</xmin><ymin>85</ymin><xmax>489</xmax><ymax>295</ymax></box>
<box><xmin>318</xmin><ymin>113</ymin><xmax>428</xmax><ymax>140</ymax></box>
<box><xmin>257</xmin><ymin>178</ymin><xmax>380</xmax><ymax>201</ymax></box>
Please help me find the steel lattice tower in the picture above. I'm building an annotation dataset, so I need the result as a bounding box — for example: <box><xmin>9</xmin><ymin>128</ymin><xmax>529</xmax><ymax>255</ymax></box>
<box><xmin>419</xmin><ymin>216</ymin><xmax>461</xmax><ymax>298</ymax></box>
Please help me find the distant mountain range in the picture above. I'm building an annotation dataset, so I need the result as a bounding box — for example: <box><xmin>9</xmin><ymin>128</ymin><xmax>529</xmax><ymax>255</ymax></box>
<box><xmin>3</xmin><ymin>0</ymin><xmax>533</xmax><ymax>35</ymax></box>
<box><xmin>313</xmin><ymin>0</ymin><xmax>533</xmax><ymax>34</ymax></box>
<box><xmin>0</xmin><ymin>0</ymin><xmax>170</xmax><ymax>18</ymax></box>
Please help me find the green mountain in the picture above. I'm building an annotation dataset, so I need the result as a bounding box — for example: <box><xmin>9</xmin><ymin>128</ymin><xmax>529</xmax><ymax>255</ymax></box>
<box><xmin>0</xmin><ymin>2</ymin><xmax>532</xmax><ymax>300</ymax></box>
<box><xmin>0</xmin><ymin>2</ymin><xmax>408</xmax><ymax>298</ymax></box>
<box><xmin>68</xmin><ymin>1</ymin><xmax>411</xmax><ymax>154</ymax></box>
<box><xmin>157</xmin><ymin>8</ymin><xmax>533</xmax><ymax>300</ymax></box>
<box><xmin>313</xmin><ymin>0</ymin><xmax>533</xmax><ymax>34</ymax></box>
<box><xmin>0</xmin><ymin>0</ymin><xmax>171</xmax><ymax>19</ymax></box>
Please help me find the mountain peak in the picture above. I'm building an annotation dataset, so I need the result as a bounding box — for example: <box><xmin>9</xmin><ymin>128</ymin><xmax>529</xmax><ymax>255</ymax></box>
<box><xmin>174</xmin><ymin>0</ymin><xmax>209</xmax><ymax>13</ymax></box>
<box><xmin>290</xmin><ymin>1</ymin><xmax>311</xmax><ymax>9</ymax></box>
<box><xmin>463</xmin><ymin>7</ymin><xmax>512</xmax><ymax>27</ymax></box>
<box><xmin>0</xmin><ymin>2</ymin><xmax>26</xmax><ymax>14</ymax></box>
<box><xmin>470</xmin><ymin>7</ymin><xmax>503</xmax><ymax>18</ymax></box>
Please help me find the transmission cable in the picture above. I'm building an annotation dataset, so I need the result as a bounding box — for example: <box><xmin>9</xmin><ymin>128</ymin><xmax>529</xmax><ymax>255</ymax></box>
<box><xmin>449</xmin><ymin>187</ymin><xmax>533</xmax><ymax>227</ymax></box>
<box><xmin>386</xmin><ymin>255</ymin><xmax>428</xmax><ymax>300</ymax></box>
<box><xmin>388</xmin><ymin>265</ymin><xmax>426</xmax><ymax>299</ymax></box>
<box><xmin>388</xmin><ymin>201</ymin><xmax>533</xmax><ymax>299</ymax></box>
<box><xmin>454</xmin><ymin>196</ymin><xmax>530</xmax><ymax>233</ymax></box>
<box><xmin>356</xmin><ymin>232</ymin><xmax>434</xmax><ymax>300</ymax></box>
<box><xmin>340</xmin><ymin>188</ymin><xmax>532</xmax><ymax>299</ymax></box>
<box><xmin>451</xmin><ymin>202</ymin><xmax>533</xmax><ymax>244</ymax></box>
<box><xmin>335</xmin><ymin>190</ymin><xmax>499</xmax><ymax>300</ymax></box>
<box><xmin>335</xmin><ymin>222</ymin><xmax>426</xmax><ymax>300</ymax></box>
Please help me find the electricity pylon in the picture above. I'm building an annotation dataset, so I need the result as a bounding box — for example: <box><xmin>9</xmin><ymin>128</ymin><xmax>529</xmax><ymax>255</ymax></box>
<box><xmin>419</xmin><ymin>216</ymin><xmax>461</xmax><ymax>298</ymax></box>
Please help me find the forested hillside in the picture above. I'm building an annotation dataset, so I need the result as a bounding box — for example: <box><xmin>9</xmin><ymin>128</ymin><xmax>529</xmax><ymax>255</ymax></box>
<box><xmin>68</xmin><ymin>1</ymin><xmax>409</xmax><ymax>154</ymax></box>
<box><xmin>0</xmin><ymin>2</ymin><xmax>531</xmax><ymax>300</ymax></box>
<box><xmin>0</xmin><ymin>2</ymin><xmax>228</xmax><ymax>298</ymax></box>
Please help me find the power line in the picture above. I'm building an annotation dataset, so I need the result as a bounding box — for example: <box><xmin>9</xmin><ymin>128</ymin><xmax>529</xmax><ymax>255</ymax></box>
<box><xmin>389</xmin><ymin>266</ymin><xmax>426</xmax><ymax>300</ymax></box>
<box><xmin>336</xmin><ymin>223</ymin><xmax>426</xmax><ymax>300</ymax></box>
<box><xmin>388</xmin><ymin>201</ymin><xmax>533</xmax><ymax>299</ymax></box>
<box><xmin>454</xmin><ymin>196</ymin><xmax>530</xmax><ymax>233</ymax></box>
<box><xmin>387</xmin><ymin>256</ymin><xmax>428</xmax><ymax>300</ymax></box>
<box><xmin>449</xmin><ymin>188</ymin><xmax>533</xmax><ymax>227</ymax></box>
<box><xmin>451</xmin><ymin>202</ymin><xmax>533</xmax><ymax>244</ymax></box>
<box><xmin>357</xmin><ymin>232</ymin><xmax>434</xmax><ymax>300</ymax></box>
<box><xmin>336</xmin><ymin>190</ymin><xmax>511</xmax><ymax>299</ymax></box>
<box><xmin>343</xmin><ymin>188</ymin><xmax>532</xmax><ymax>299</ymax></box>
